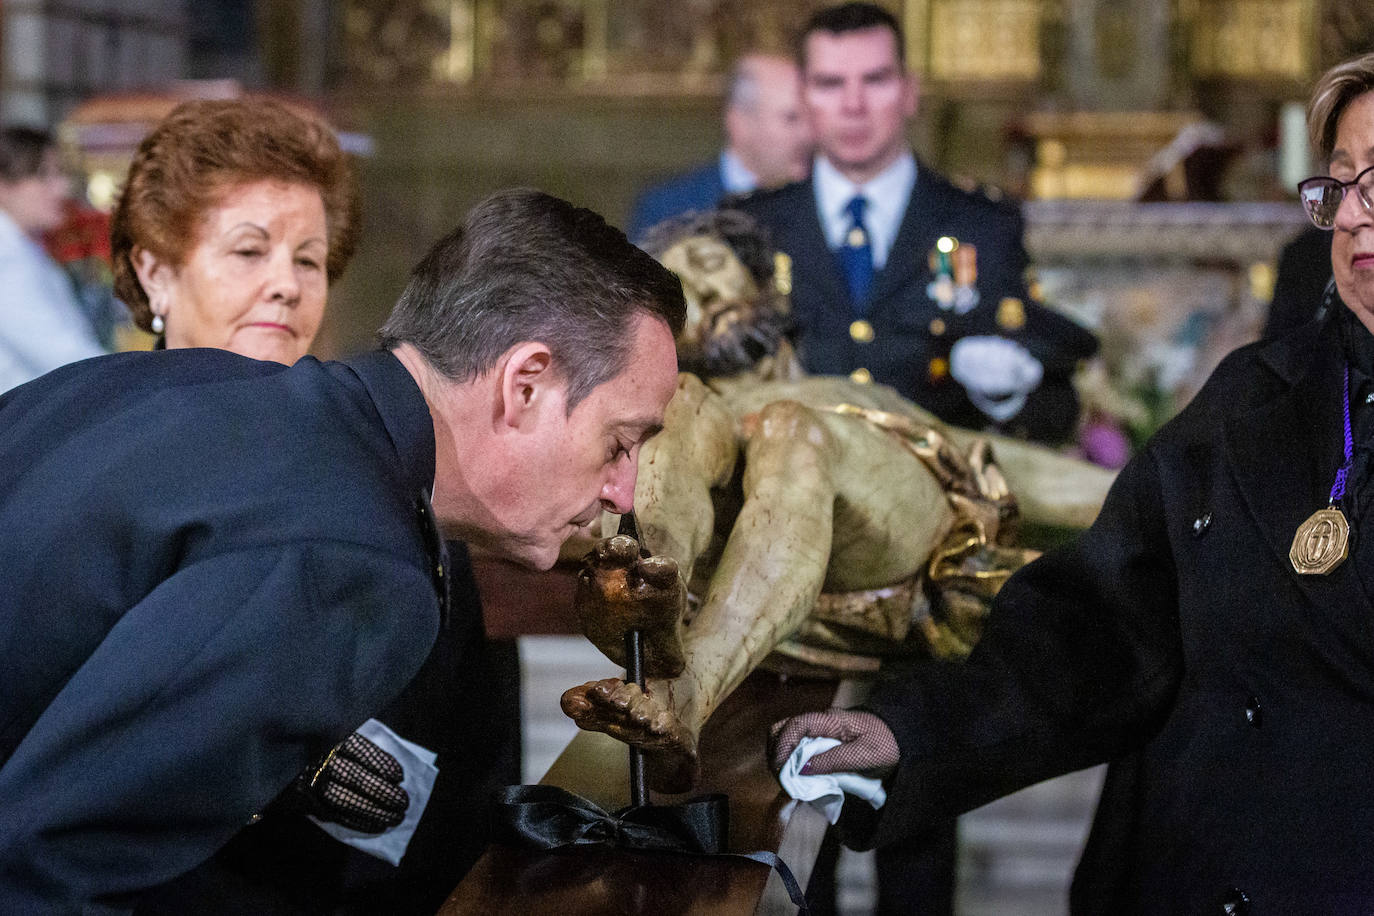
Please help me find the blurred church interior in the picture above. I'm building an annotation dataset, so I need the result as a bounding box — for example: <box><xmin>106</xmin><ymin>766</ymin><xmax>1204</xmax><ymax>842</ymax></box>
<box><xmin>4</xmin><ymin>2</ymin><xmax>1368</xmax><ymax>911</ymax></box>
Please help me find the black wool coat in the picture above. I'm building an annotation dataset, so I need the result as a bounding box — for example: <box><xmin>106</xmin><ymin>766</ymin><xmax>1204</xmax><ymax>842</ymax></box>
<box><xmin>857</xmin><ymin>313</ymin><xmax>1374</xmax><ymax>913</ymax></box>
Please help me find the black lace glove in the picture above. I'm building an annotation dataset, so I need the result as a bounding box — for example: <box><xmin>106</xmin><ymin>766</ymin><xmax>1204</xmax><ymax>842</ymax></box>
<box><xmin>292</xmin><ymin>731</ymin><xmax>410</xmax><ymax>834</ymax></box>
<box><xmin>768</xmin><ymin>708</ymin><xmax>900</xmax><ymax>777</ymax></box>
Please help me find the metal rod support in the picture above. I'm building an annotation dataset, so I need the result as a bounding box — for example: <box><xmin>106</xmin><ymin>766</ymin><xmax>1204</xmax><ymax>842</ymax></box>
<box><xmin>625</xmin><ymin>628</ymin><xmax>649</xmax><ymax>807</ymax></box>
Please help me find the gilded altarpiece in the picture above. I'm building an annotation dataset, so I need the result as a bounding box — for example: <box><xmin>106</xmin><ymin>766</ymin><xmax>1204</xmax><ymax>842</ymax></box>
<box><xmin>327</xmin><ymin>0</ymin><xmax>1327</xmax><ymax>428</ymax></box>
<box><xmin>1186</xmin><ymin>0</ymin><xmax>1316</xmax><ymax>81</ymax></box>
<box><xmin>339</xmin><ymin>0</ymin><xmax>1052</xmax><ymax>89</ymax></box>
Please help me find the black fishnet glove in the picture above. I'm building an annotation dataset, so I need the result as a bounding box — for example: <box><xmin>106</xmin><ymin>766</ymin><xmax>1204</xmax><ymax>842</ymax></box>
<box><xmin>769</xmin><ymin>709</ymin><xmax>899</xmax><ymax>777</ymax></box>
<box><xmin>294</xmin><ymin>731</ymin><xmax>410</xmax><ymax>834</ymax></box>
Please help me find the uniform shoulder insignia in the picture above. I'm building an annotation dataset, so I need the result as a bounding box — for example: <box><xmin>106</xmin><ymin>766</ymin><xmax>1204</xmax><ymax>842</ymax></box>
<box><xmin>949</xmin><ymin>174</ymin><xmax>1015</xmax><ymax>210</ymax></box>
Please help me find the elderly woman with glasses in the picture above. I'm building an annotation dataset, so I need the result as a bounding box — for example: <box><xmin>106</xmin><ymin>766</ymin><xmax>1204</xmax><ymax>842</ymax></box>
<box><xmin>770</xmin><ymin>52</ymin><xmax>1374</xmax><ymax>912</ymax></box>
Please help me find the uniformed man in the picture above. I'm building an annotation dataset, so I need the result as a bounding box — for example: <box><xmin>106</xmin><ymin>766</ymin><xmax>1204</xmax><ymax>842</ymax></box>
<box><xmin>735</xmin><ymin>2</ymin><xmax>1096</xmax><ymax>445</ymax></box>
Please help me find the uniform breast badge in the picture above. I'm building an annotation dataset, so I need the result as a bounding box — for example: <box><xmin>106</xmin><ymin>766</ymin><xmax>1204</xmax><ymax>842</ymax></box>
<box><xmin>1291</xmin><ymin>365</ymin><xmax>1354</xmax><ymax>575</ymax></box>
<box><xmin>926</xmin><ymin>236</ymin><xmax>979</xmax><ymax>315</ymax></box>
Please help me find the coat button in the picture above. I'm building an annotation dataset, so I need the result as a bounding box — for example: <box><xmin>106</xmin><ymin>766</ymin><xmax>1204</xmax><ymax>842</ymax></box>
<box><xmin>849</xmin><ymin>367</ymin><xmax>872</xmax><ymax>385</ymax></box>
<box><xmin>1192</xmin><ymin>513</ymin><xmax>1212</xmax><ymax>538</ymax></box>
<box><xmin>1244</xmin><ymin>696</ymin><xmax>1262</xmax><ymax>728</ymax></box>
<box><xmin>1218</xmin><ymin>886</ymin><xmax>1250</xmax><ymax>914</ymax></box>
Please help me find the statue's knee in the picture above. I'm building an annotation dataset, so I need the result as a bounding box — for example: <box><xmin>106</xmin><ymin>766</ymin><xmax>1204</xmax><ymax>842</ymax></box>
<box><xmin>744</xmin><ymin>401</ymin><xmax>834</xmax><ymax>468</ymax></box>
<box><xmin>754</xmin><ymin>400</ymin><xmax>825</xmax><ymax>439</ymax></box>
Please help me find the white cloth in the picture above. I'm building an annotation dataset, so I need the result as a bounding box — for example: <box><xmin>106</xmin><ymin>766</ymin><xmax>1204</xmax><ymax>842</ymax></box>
<box><xmin>813</xmin><ymin>151</ymin><xmax>916</xmax><ymax>270</ymax></box>
<box><xmin>950</xmin><ymin>335</ymin><xmax>1044</xmax><ymax>422</ymax></box>
<box><xmin>0</xmin><ymin>209</ymin><xmax>105</xmax><ymax>393</ymax></box>
<box><xmin>309</xmin><ymin>718</ymin><xmax>439</xmax><ymax>866</ymax></box>
<box><xmin>777</xmin><ymin>736</ymin><xmax>887</xmax><ymax>826</ymax></box>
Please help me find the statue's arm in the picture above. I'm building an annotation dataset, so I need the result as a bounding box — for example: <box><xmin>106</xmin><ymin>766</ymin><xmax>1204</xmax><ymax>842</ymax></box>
<box><xmin>635</xmin><ymin>374</ymin><xmax>739</xmax><ymax>581</ymax></box>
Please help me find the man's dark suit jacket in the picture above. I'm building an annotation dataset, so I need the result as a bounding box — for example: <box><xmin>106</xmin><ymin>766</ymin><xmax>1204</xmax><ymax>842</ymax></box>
<box><xmin>857</xmin><ymin>312</ymin><xmax>1374</xmax><ymax>911</ymax></box>
<box><xmin>0</xmin><ymin>348</ymin><xmax>443</xmax><ymax>911</ymax></box>
<box><xmin>737</xmin><ymin>162</ymin><xmax>1097</xmax><ymax>443</ymax></box>
<box><xmin>627</xmin><ymin>160</ymin><xmax>726</xmax><ymax>241</ymax></box>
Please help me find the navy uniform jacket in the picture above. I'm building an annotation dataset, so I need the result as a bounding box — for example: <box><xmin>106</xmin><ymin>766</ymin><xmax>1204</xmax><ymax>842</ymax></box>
<box><xmin>0</xmin><ymin>348</ymin><xmax>442</xmax><ymax>913</ymax></box>
<box><xmin>736</xmin><ymin>163</ymin><xmax>1097</xmax><ymax>443</ymax></box>
<box><xmin>136</xmin><ymin>544</ymin><xmax>522</xmax><ymax>916</ymax></box>
<box><xmin>627</xmin><ymin>160</ymin><xmax>726</xmax><ymax>241</ymax></box>
<box><xmin>854</xmin><ymin>312</ymin><xmax>1374</xmax><ymax>912</ymax></box>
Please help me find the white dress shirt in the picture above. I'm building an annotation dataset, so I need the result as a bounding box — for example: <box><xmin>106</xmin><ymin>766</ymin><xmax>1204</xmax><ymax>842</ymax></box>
<box><xmin>812</xmin><ymin>151</ymin><xmax>917</xmax><ymax>270</ymax></box>
<box><xmin>719</xmin><ymin>149</ymin><xmax>759</xmax><ymax>195</ymax></box>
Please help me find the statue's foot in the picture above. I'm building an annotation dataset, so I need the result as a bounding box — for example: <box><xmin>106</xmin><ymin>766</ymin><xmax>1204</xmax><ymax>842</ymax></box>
<box><xmin>561</xmin><ymin>677</ymin><xmax>700</xmax><ymax>793</ymax></box>
<box><xmin>576</xmin><ymin>535</ymin><xmax>687</xmax><ymax>677</ymax></box>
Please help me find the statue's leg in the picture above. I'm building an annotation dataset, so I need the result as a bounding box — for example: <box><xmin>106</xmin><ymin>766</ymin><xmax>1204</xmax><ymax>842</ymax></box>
<box><xmin>564</xmin><ymin>400</ymin><xmax>842</xmax><ymax>792</ymax></box>
<box><xmin>560</xmin><ymin>678</ymin><xmax>700</xmax><ymax>792</ymax></box>
<box><xmin>570</xmin><ymin>401</ymin><xmax>841</xmax><ymax>792</ymax></box>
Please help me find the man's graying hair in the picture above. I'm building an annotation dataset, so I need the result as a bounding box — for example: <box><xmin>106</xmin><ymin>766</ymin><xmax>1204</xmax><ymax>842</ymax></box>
<box><xmin>725</xmin><ymin>56</ymin><xmax>768</xmax><ymax>113</ymax></box>
<box><xmin>379</xmin><ymin>188</ymin><xmax>685</xmax><ymax>412</ymax></box>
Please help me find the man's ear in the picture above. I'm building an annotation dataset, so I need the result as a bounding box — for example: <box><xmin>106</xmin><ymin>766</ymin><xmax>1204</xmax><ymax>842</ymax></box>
<box><xmin>902</xmin><ymin>72</ymin><xmax>920</xmax><ymax>120</ymax></box>
<box><xmin>498</xmin><ymin>342</ymin><xmax>559</xmax><ymax>428</ymax></box>
<box><xmin>724</xmin><ymin>106</ymin><xmax>749</xmax><ymax>153</ymax></box>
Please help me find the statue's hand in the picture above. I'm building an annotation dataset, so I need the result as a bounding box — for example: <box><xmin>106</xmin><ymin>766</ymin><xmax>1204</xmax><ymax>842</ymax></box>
<box><xmin>768</xmin><ymin>708</ymin><xmax>899</xmax><ymax>777</ymax></box>
<box><xmin>575</xmin><ymin>534</ymin><xmax>687</xmax><ymax>677</ymax></box>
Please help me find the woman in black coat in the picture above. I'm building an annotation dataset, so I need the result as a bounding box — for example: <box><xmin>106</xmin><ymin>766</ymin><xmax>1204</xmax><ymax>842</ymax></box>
<box><xmin>771</xmin><ymin>52</ymin><xmax>1374</xmax><ymax>913</ymax></box>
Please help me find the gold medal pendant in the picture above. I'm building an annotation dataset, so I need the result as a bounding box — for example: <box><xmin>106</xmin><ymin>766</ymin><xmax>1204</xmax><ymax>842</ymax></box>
<box><xmin>1289</xmin><ymin>506</ymin><xmax>1350</xmax><ymax>575</ymax></box>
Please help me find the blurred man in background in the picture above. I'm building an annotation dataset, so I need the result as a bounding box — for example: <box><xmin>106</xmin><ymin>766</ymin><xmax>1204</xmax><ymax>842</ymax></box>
<box><xmin>627</xmin><ymin>52</ymin><xmax>812</xmax><ymax>239</ymax></box>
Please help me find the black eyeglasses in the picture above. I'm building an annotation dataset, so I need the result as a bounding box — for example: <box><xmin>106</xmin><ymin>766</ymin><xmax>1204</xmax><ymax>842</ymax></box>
<box><xmin>1297</xmin><ymin>164</ymin><xmax>1374</xmax><ymax>229</ymax></box>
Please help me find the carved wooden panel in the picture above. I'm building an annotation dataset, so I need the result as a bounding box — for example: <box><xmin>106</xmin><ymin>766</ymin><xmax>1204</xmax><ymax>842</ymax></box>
<box><xmin>1188</xmin><ymin>0</ymin><xmax>1315</xmax><ymax>80</ymax></box>
<box><xmin>919</xmin><ymin>0</ymin><xmax>1043</xmax><ymax>81</ymax></box>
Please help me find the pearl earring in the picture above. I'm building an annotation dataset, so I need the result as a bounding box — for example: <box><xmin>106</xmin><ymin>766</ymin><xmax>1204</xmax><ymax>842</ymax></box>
<box><xmin>151</xmin><ymin>313</ymin><xmax>165</xmax><ymax>334</ymax></box>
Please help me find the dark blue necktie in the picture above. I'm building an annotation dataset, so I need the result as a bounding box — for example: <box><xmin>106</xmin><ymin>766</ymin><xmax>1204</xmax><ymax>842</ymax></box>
<box><xmin>838</xmin><ymin>195</ymin><xmax>875</xmax><ymax>314</ymax></box>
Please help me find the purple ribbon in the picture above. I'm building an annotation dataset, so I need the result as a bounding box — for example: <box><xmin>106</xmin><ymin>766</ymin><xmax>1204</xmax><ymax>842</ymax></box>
<box><xmin>1331</xmin><ymin>365</ymin><xmax>1355</xmax><ymax>505</ymax></box>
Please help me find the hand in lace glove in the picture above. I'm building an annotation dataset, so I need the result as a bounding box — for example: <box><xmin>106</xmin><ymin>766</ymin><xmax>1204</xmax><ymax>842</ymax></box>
<box><xmin>769</xmin><ymin>708</ymin><xmax>900</xmax><ymax>777</ymax></box>
<box><xmin>294</xmin><ymin>731</ymin><xmax>410</xmax><ymax>834</ymax></box>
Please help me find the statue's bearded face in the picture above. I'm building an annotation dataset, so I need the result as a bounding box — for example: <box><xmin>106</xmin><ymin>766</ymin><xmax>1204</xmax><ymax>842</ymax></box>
<box><xmin>658</xmin><ymin>233</ymin><xmax>789</xmax><ymax>376</ymax></box>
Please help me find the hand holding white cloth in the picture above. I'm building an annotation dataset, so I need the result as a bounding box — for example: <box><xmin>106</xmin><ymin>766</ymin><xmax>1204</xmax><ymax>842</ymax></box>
<box><xmin>777</xmin><ymin>736</ymin><xmax>887</xmax><ymax>825</ymax></box>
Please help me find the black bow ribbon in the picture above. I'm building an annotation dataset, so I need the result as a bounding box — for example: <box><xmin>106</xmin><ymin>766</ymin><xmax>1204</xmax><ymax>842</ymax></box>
<box><xmin>493</xmin><ymin>784</ymin><xmax>809</xmax><ymax>912</ymax></box>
